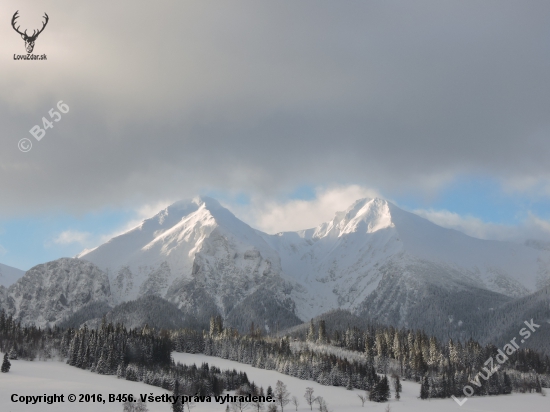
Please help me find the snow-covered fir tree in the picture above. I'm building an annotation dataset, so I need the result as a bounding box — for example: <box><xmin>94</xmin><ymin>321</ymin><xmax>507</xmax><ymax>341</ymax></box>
<box><xmin>1</xmin><ymin>352</ymin><xmax>11</xmax><ymax>373</ymax></box>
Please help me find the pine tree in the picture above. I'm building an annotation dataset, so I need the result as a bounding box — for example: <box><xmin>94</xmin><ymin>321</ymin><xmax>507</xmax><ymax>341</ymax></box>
<box><xmin>420</xmin><ymin>376</ymin><xmax>430</xmax><ymax>399</ymax></box>
<box><xmin>536</xmin><ymin>376</ymin><xmax>543</xmax><ymax>393</ymax></box>
<box><xmin>503</xmin><ymin>372</ymin><xmax>512</xmax><ymax>394</ymax></box>
<box><xmin>378</xmin><ymin>376</ymin><xmax>390</xmax><ymax>402</ymax></box>
<box><xmin>8</xmin><ymin>346</ymin><xmax>17</xmax><ymax>360</ymax></box>
<box><xmin>125</xmin><ymin>364</ymin><xmax>139</xmax><ymax>382</ymax></box>
<box><xmin>209</xmin><ymin>317</ymin><xmax>217</xmax><ymax>338</ymax></box>
<box><xmin>116</xmin><ymin>360</ymin><xmax>126</xmax><ymax>378</ymax></box>
<box><xmin>392</xmin><ymin>374</ymin><xmax>401</xmax><ymax>400</ymax></box>
<box><xmin>428</xmin><ymin>336</ymin><xmax>440</xmax><ymax>368</ymax></box>
<box><xmin>76</xmin><ymin>330</ymin><xmax>87</xmax><ymax>368</ymax></box>
<box><xmin>96</xmin><ymin>348</ymin><xmax>109</xmax><ymax>375</ymax></box>
<box><xmin>1</xmin><ymin>353</ymin><xmax>11</xmax><ymax>373</ymax></box>
<box><xmin>392</xmin><ymin>333</ymin><xmax>402</xmax><ymax>371</ymax></box>
<box><xmin>172</xmin><ymin>380</ymin><xmax>184</xmax><ymax>412</ymax></box>
<box><xmin>123</xmin><ymin>400</ymin><xmax>135</xmax><ymax>412</ymax></box>
<box><xmin>307</xmin><ymin>320</ymin><xmax>315</xmax><ymax>342</ymax></box>
<box><xmin>369</xmin><ymin>382</ymin><xmax>380</xmax><ymax>402</ymax></box>
<box><xmin>318</xmin><ymin>320</ymin><xmax>327</xmax><ymax>344</ymax></box>
<box><xmin>488</xmin><ymin>373</ymin><xmax>500</xmax><ymax>395</ymax></box>
<box><xmin>346</xmin><ymin>374</ymin><xmax>353</xmax><ymax>390</ymax></box>
<box><xmin>134</xmin><ymin>399</ymin><xmax>149</xmax><ymax>412</ymax></box>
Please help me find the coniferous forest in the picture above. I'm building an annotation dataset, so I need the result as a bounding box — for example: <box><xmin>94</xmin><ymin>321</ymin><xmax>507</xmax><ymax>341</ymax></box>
<box><xmin>1</xmin><ymin>310</ymin><xmax>549</xmax><ymax>403</ymax></box>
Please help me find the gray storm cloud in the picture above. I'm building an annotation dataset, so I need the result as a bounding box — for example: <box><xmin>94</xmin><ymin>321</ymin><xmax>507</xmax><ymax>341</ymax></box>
<box><xmin>1</xmin><ymin>0</ymin><xmax>550</xmax><ymax>214</ymax></box>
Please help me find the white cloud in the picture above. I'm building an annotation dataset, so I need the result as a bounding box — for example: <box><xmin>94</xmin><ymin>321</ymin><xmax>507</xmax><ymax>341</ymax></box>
<box><xmin>413</xmin><ymin>208</ymin><xmax>550</xmax><ymax>242</ymax></box>
<box><xmin>502</xmin><ymin>175</ymin><xmax>550</xmax><ymax>198</ymax></box>
<box><xmin>232</xmin><ymin>185</ymin><xmax>380</xmax><ymax>234</ymax></box>
<box><xmin>53</xmin><ymin>230</ymin><xmax>91</xmax><ymax>245</ymax></box>
<box><xmin>0</xmin><ymin>244</ymin><xmax>7</xmax><ymax>255</ymax></box>
<box><xmin>526</xmin><ymin>212</ymin><xmax>550</xmax><ymax>236</ymax></box>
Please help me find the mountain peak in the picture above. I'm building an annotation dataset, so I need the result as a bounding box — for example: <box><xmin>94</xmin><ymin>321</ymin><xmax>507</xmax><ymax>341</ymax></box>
<box><xmin>149</xmin><ymin>196</ymin><xmax>223</xmax><ymax>227</ymax></box>
<box><xmin>339</xmin><ymin>197</ymin><xmax>393</xmax><ymax>234</ymax></box>
<box><xmin>312</xmin><ymin>197</ymin><xmax>393</xmax><ymax>238</ymax></box>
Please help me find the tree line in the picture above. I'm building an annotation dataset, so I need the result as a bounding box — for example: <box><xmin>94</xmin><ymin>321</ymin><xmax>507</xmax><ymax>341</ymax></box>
<box><xmin>1</xmin><ymin>309</ymin><xmax>548</xmax><ymax>404</ymax></box>
<box><xmin>172</xmin><ymin>317</ymin><xmax>550</xmax><ymax>401</ymax></box>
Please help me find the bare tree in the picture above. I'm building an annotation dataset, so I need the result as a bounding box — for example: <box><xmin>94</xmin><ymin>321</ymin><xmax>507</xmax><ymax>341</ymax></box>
<box><xmin>384</xmin><ymin>404</ymin><xmax>391</xmax><ymax>412</ymax></box>
<box><xmin>357</xmin><ymin>393</ymin><xmax>367</xmax><ymax>407</ymax></box>
<box><xmin>252</xmin><ymin>387</ymin><xmax>266</xmax><ymax>412</ymax></box>
<box><xmin>291</xmin><ymin>396</ymin><xmax>299</xmax><ymax>411</ymax></box>
<box><xmin>266</xmin><ymin>404</ymin><xmax>278</xmax><ymax>412</ymax></box>
<box><xmin>304</xmin><ymin>387</ymin><xmax>315</xmax><ymax>410</ymax></box>
<box><xmin>274</xmin><ymin>381</ymin><xmax>290</xmax><ymax>412</ymax></box>
<box><xmin>314</xmin><ymin>397</ymin><xmax>329</xmax><ymax>412</ymax></box>
<box><xmin>185</xmin><ymin>399</ymin><xmax>195</xmax><ymax>412</ymax></box>
<box><xmin>232</xmin><ymin>400</ymin><xmax>251</xmax><ymax>412</ymax></box>
<box><xmin>232</xmin><ymin>384</ymin><xmax>252</xmax><ymax>412</ymax></box>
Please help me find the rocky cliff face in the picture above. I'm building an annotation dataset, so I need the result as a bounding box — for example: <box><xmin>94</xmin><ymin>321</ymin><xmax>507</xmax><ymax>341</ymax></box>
<box><xmin>1</xmin><ymin>258</ymin><xmax>112</xmax><ymax>327</ymax></box>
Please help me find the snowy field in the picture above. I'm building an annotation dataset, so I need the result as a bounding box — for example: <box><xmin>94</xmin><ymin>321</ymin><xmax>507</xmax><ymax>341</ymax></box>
<box><xmin>1</xmin><ymin>352</ymin><xmax>549</xmax><ymax>412</ymax></box>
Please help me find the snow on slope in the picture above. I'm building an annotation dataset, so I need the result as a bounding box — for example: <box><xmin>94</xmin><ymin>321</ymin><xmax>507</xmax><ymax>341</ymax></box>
<box><xmin>79</xmin><ymin>197</ymin><xmax>283</xmax><ymax>303</ymax></box>
<box><xmin>0</xmin><ymin>354</ymin><xmax>171</xmax><ymax>412</ymax></box>
<box><xmin>387</xmin><ymin>202</ymin><xmax>547</xmax><ymax>294</ymax></box>
<box><xmin>261</xmin><ymin>198</ymin><xmax>550</xmax><ymax>320</ymax></box>
<box><xmin>78</xmin><ymin>197</ymin><xmax>298</xmax><ymax>327</ymax></box>
<box><xmin>4</xmin><ymin>258</ymin><xmax>112</xmax><ymax>327</ymax></box>
<box><xmin>2</xmin><ymin>352</ymin><xmax>549</xmax><ymax>412</ymax></box>
<box><xmin>173</xmin><ymin>352</ymin><xmax>550</xmax><ymax>412</ymax></box>
<box><xmin>0</xmin><ymin>262</ymin><xmax>25</xmax><ymax>287</ymax></box>
<box><xmin>75</xmin><ymin>196</ymin><xmax>550</xmax><ymax>325</ymax></box>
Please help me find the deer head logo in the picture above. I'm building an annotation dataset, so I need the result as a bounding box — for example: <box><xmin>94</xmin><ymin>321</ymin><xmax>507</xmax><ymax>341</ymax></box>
<box><xmin>11</xmin><ymin>11</ymin><xmax>49</xmax><ymax>54</ymax></box>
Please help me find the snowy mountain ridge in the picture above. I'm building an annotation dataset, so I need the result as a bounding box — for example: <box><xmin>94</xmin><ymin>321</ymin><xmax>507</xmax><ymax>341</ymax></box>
<box><xmin>78</xmin><ymin>196</ymin><xmax>550</xmax><ymax>324</ymax></box>
<box><xmin>2</xmin><ymin>196</ymin><xmax>549</xmax><ymax>332</ymax></box>
<box><xmin>261</xmin><ymin>197</ymin><xmax>549</xmax><ymax>319</ymax></box>
<box><xmin>0</xmin><ymin>258</ymin><xmax>111</xmax><ymax>326</ymax></box>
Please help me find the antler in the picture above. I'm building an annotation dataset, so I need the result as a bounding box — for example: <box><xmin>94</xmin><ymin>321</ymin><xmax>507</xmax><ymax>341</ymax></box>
<box><xmin>11</xmin><ymin>11</ymin><xmax>27</xmax><ymax>37</ymax></box>
<box><xmin>33</xmin><ymin>13</ymin><xmax>49</xmax><ymax>38</ymax></box>
<box><xmin>12</xmin><ymin>12</ymin><xmax>49</xmax><ymax>40</ymax></box>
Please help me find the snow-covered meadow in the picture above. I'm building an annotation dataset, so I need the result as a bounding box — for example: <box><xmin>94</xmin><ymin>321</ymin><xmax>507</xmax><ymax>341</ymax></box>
<box><xmin>1</xmin><ymin>352</ymin><xmax>549</xmax><ymax>412</ymax></box>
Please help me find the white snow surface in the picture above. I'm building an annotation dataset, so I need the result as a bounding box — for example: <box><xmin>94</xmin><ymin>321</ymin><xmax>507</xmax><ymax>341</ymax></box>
<box><xmin>0</xmin><ymin>262</ymin><xmax>25</xmax><ymax>287</ymax></box>
<box><xmin>1</xmin><ymin>352</ymin><xmax>549</xmax><ymax>411</ymax></box>
<box><xmin>0</xmin><ymin>353</ymin><xmax>171</xmax><ymax>412</ymax></box>
<box><xmin>78</xmin><ymin>196</ymin><xmax>282</xmax><ymax>305</ymax></box>
<box><xmin>77</xmin><ymin>197</ymin><xmax>550</xmax><ymax>321</ymax></box>
<box><xmin>261</xmin><ymin>198</ymin><xmax>550</xmax><ymax>319</ymax></box>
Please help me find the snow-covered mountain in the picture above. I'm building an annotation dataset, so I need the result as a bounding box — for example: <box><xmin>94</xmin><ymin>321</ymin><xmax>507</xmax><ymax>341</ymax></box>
<box><xmin>0</xmin><ymin>258</ymin><xmax>112</xmax><ymax>327</ymax></box>
<box><xmin>0</xmin><ymin>262</ymin><xmax>25</xmax><ymax>287</ymax></box>
<box><xmin>75</xmin><ymin>196</ymin><xmax>550</xmax><ymax>332</ymax></box>
<box><xmin>3</xmin><ymin>196</ymin><xmax>550</xmax><ymax>335</ymax></box>
<box><xmin>78</xmin><ymin>197</ymin><xmax>300</xmax><ymax>331</ymax></box>
<box><xmin>261</xmin><ymin>198</ymin><xmax>550</xmax><ymax>321</ymax></box>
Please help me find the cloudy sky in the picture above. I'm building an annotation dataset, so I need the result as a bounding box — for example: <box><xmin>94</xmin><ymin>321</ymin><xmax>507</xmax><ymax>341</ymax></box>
<box><xmin>2</xmin><ymin>0</ymin><xmax>550</xmax><ymax>269</ymax></box>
